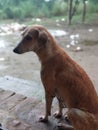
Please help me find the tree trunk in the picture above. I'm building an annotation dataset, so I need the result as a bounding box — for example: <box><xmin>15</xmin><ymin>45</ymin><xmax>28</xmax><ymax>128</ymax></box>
<box><xmin>68</xmin><ymin>0</ymin><xmax>73</xmax><ymax>25</ymax></box>
<box><xmin>72</xmin><ymin>0</ymin><xmax>79</xmax><ymax>18</ymax></box>
<box><xmin>82</xmin><ymin>0</ymin><xmax>86</xmax><ymax>22</ymax></box>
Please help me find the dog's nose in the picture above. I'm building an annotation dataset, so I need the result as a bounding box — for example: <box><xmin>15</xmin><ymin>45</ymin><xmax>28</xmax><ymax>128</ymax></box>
<box><xmin>13</xmin><ymin>47</ymin><xmax>20</xmax><ymax>54</ymax></box>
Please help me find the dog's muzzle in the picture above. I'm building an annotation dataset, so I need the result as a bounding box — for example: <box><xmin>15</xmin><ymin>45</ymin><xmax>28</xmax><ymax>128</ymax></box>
<box><xmin>13</xmin><ymin>47</ymin><xmax>21</xmax><ymax>54</ymax></box>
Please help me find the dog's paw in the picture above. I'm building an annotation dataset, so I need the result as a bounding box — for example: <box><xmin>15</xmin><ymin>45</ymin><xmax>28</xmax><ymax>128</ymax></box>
<box><xmin>57</xmin><ymin>123</ymin><xmax>74</xmax><ymax>130</ymax></box>
<box><xmin>53</xmin><ymin>111</ymin><xmax>62</xmax><ymax>118</ymax></box>
<box><xmin>64</xmin><ymin>115</ymin><xmax>71</xmax><ymax>125</ymax></box>
<box><xmin>38</xmin><ymin>116</ymin><xmax>48</xmax><ymax>123</ymax></box>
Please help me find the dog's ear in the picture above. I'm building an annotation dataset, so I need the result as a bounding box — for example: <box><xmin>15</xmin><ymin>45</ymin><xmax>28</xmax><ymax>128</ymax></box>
<box><xmin>38</xmin><ymin>31</ymin><xmax>48</xmax><ymax>44</ymax></box>
<box><xmin>31</xmin><ymin>29</ymin><xmax>39</xmax><ymax>39</ymax></box>
<box><xmin>31</xmin><ymin>29</ymin><xmax>48</xmax><ymax>44</ymax></box>
<box><xmin>21</xmin><ymin>27</ymin><xmax>28</xmax><ymax>36</ymax></box>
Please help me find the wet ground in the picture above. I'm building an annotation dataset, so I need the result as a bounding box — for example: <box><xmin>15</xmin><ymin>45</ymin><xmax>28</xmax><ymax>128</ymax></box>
<box><xmin>0</xmin><ymin>23</ymin><xmax>98</xmax><ymax>95</ymax></box>
<box><xmin>0</xmin><ymin>22</ymin><xmax>98</xmax><ymax>129</ymax></box>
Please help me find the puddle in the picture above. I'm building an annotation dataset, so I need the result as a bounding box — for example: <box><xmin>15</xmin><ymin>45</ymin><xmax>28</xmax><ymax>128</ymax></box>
<box><xmin>0</xmin><ymin>76</ymin><xmax>44</xmax><ymax>100</ymax></box>
<box><xmin>0</xmin><ymin>58</ymin><xmax>5</xmax><ymax>61</ymax></box>
<box><xmin>0</xmin><ymin>65</ymin><xmax>8</xmax><ymax>70</ymax></box>
<box><xmin>49</xmin><ymin>29</ymin><xmax>67</xmax><ymax>37</ymax></box>
<box><xmin>0</xmin><ymin>34</ymin><xmax>20</xmax><ymax>49</ymax></box>
<box><xmin>0</xmin><ymin>39</ymin><xmax>6</xmax><ymax>48</ymax></box>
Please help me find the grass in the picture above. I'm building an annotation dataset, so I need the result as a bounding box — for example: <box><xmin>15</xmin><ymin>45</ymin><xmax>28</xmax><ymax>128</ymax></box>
<box><xmin>22</xmin><ymin>13</ymin><xmax>98</xmax><ymax>27</ymax></box>
<box><xmin>82</xmin><ymin>40</ymin><xmax>98</xmax><ymax>46</ymax></box>
<box><xmin>0</xmin><ymin>13</ymin><xmax>98</xmax><ymax>28</ymax></box>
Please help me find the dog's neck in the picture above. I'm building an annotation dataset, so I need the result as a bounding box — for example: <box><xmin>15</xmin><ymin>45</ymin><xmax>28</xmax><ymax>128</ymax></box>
<box><xmin>36</xmin><ymin>39</ymin><xmax>60</xmax><ymax>65</ymax></box>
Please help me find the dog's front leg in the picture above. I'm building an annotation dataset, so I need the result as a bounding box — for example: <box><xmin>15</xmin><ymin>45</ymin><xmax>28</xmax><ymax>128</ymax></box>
<box><xmin>39</xmin><ymin>92</ymin><xmax>53</xmax><ymax>122</ymax></box>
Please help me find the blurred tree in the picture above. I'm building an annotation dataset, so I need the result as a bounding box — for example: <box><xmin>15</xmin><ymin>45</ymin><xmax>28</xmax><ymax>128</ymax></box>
<box><xmin>45</xmin><ymin>0</ymin><xmax>56</xmax><ymax>10</ymax></box>
<box><xmin>82</xmin><ymin>0</ymin><xmax>86</xmax><ymax>22</ymax></box>
<box><xmin>32</xmin><ymin>0</ymin><xmax>44</xmax><ymax>8</ymax></box>
<box><xmin>0</xmin><ymin>0</ymin><xmax>97</xmax><ymax>21</ymax></box>
<box><xmin>13</xmin><ymin>0</ymin><xmax>20</xmax><ymax>6</ymax></box>
<box><xmin>72</xmin><ymin>0</ymin><xmax>79</xmax><ymax>17</ymax></box>
<box><xmin>67</xmin><ymin>0</ymin><xmax>89</xmax><ymax>24</ymax></box>
<box><xmin>52</xmin><ymin>0</ymin><xmax>67</xmax><ymax>16</ymax></box>
<box><xmin>4</xmin><ymin>7</ymin><xmax>14</xmax><ymax>18</ymax></box>
<box><xmin>68</xmin><ymin>0</ymin><xmax>73</xmax><ymax>25</ymax></box>
<box><xmin>68</xmin><ymin>0</ymin><xmax>79</xmax><ymax>25</ymax></box>
<box><xmin>89</xmin><ymin>0</ymin><xmax>98</xmax><ymax>4</ymax></box>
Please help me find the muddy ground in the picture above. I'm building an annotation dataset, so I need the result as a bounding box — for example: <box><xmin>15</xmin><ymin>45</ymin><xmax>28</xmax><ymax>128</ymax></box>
<box><xmin>0</xmin><ymin>23</ymin><xmax>98</xmax><ymax>93</ymax></box>
<box><xmin>0</xmin><ymin>23</ymin><xmax>98</xmax><ymax>129</ymax></box>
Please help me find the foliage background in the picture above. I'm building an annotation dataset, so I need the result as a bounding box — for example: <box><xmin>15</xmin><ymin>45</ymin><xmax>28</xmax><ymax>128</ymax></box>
<box><xmin>0</xmin><ymin>0</ymin><xmax>98</xmax><ymax>20</ymax></box>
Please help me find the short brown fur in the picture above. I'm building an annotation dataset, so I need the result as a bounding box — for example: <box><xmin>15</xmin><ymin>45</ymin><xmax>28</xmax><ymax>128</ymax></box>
<box><xmin>13</xmin><ymin>25</ymin><xmax>98</xmax><ymax>130</ymax></box>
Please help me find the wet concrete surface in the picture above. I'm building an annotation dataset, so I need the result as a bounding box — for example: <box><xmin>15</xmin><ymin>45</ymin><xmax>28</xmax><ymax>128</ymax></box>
<box><xmin>0</xmin><ymin>75</ymin><xmax>44</xmax><ymax>101</ymax></box>
<box><xmin>0</xmin><ymin>25</ymin><xmax>98</xmax><ymax>96</ymax></box>
<box><xmin>0</xmin><ymin>89</ymin><xmax>65</xmax><ymax>130</ymax></box>
<box><xmin>0</xmin><ymin>34</ymin><xmax>98</xmax><ymax>94</ymax></box>
<box><xmin>0</xmin><ymin>24</ymin><xmax>98</xmax><ymax>129</ymax></box>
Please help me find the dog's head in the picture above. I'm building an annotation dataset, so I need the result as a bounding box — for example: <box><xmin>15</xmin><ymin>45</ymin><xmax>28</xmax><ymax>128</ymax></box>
<box><xmin>13</xmin><ymin>25</ymin><xmax>48</xmax><ymax>54</ymax></box>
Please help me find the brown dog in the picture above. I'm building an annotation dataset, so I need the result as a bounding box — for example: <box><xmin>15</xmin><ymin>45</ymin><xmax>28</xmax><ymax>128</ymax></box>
<box><xmin>13</xmin><ymin>25</ymin><xmax>98</xmax><ymax>130</ymax></box>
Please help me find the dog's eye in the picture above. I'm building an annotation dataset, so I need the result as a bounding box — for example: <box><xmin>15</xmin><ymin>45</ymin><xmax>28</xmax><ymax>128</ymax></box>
<box><xmin>25</xmin><ymin>35</ymin><xmax>32</xmax><ymax>40</ymax></box>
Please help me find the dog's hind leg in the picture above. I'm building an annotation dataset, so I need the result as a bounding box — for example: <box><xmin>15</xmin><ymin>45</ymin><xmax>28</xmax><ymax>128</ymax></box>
<box><xmin>68</xmin><ymin>108</ymin><xmax>98</xmax><ymax>130</ymax></box>
<box><xmin>58</xmin><ymin>108</ymin><xmax>98</xmax><ymax>130</ymax></box>
<box><xmin>54</xmin><ymin>98</ymin><xmax>64</xmax><ymax>118</ymax></box>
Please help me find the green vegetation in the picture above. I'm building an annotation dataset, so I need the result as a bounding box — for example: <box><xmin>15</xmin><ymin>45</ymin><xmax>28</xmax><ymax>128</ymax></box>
<box><xmin>0</xmin><ymin>0</ymin><xmax>98</xmax><ymax>22</ymax></box>
<box><xmin>82</xmin><ymin>40</ymin><xmax>98</xmax><ymax>46</ymax></box>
